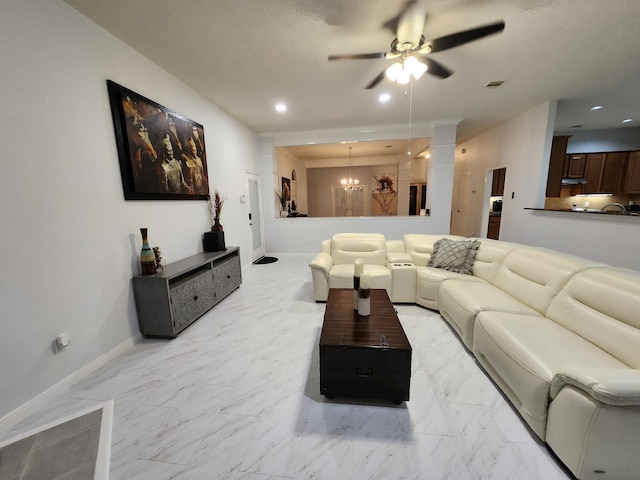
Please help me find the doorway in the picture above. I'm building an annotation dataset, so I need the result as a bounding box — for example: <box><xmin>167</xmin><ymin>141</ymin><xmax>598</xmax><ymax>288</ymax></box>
<box><xmin>486</xmin><ymin>167</ymin><xmax>506</xmax><ymax>240</ymax></box>
<box><xmin>247</xmin><ymin>172</ymin><xmax>265</xmax><ymax>262</ymax></box>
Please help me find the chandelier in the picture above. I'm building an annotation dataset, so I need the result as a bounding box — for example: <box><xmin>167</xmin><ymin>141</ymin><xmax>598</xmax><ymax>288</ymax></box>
<box><xmin>341</xmin><ymin>146</ymin><xmax>361</xmax><ymax>190</ymax></box>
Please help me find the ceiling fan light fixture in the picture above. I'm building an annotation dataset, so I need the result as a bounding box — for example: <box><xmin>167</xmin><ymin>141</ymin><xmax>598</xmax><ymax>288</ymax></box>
<box><xmin>385</xmin><ymin>62</ymin><xmax>403</xmax><ymax>82</ymax></box>
<box><xmin>386</xmin><ymin>56</ymin><xmax>428</xmax><ymax>85</ymax></box>
<box><xmin>406</xmin><ymin>56</ymin><xmax>428</xmax><ymax>79</ymax></box>
<box><xmin>397</xmin><ymin>69</ymin><xmax>411</xmax><ymax>85</ymax></box>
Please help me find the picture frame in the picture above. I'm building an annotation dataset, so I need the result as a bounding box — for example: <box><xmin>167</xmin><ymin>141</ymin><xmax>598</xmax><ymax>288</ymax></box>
<box><xmin>107</xmin><ymin>80</ymin><xmax>209</xmax><ymax>200</ymax></box>
<box><xmin>281</xmin><ymin>177</ymin><xmax>291</xmax><ymax>201</ymax></box>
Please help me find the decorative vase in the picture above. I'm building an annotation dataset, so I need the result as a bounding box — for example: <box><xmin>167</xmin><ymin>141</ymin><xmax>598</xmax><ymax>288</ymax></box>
<box><xmin>353</xmin><ymin>258</ymin><xmax>364</xmax><ymax>310</ymax></box>
<box><xmin>139</xmin><ymin>228</ymin><xmax>157</xmax><ymax>275</ymax></box>
<box><xmin>357</xmin><ymin>272</ymin><xmax>370</xmax><ymax>317</ymax></box>
<box><xmin>358</xmin><ymin>288</ymin><xmax>371</xmax><ymax>317</ymax></box>
<box><xmin>212</xmin><ymin>217</ymin><xmax>223</xmax><ymax>232</ymax></box>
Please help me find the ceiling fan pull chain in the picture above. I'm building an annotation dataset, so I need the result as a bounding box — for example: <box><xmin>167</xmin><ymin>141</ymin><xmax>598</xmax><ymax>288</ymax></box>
<box><xmin>407</xmin><ymin>78</ymin><xmax>413</xmax><ymax>156</ymax></box>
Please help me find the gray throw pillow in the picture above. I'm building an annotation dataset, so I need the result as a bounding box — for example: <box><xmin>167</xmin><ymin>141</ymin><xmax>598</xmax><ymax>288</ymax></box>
<box><xmin>428</xmin><ymin>239</ymin><xmax>480</xmax><ymax>275</ymax></box>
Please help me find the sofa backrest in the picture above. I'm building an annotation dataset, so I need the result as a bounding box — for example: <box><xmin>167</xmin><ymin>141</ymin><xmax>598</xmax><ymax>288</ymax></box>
<box><xmin>492</xmin><ymin>247</ymin><xmax>602</xmax><ymax>315</ymax></box>
<box><xmin>469</xmin><ymin>238</ymin><xmax>519</xmax><ymax>283</ymax></box>
<box><xmin>547</xmin><ymin>267</ymin><xmax>640</xmax><ymax>368</ymax></box>
<box><xmin>404</xmin><ymin>235</ymin><xmax>515</xmax><ymax>283</ymax></box>
<box><xmin>403</xmin><ymin>234</ymin><xmax>465</xmax><ymax>266</ymax></box>
<box><xmin>330</xmin><ymin>233</ymin><xmax>387</xmax><ymax>266</ymax></box>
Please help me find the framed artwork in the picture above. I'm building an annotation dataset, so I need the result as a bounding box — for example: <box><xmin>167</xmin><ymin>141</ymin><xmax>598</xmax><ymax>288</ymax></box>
<box><xmin>281</xmin><ymin>177</ymin><xmax>291</xmax><ymax>201</ymax></box>
<box><xmin>107</xmin><ymin>80</ymin><xmax>209</xmax><ymax>200</ymax></box>
<box><xmin>371</xmin><ymin>173</ymin><xmax>398</xmax><ymax>216</ymax></box>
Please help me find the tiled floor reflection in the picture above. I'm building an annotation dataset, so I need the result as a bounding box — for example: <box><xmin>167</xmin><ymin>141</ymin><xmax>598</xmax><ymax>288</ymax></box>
<box><xmin>0</xmin><ymin>254</ymin><xmax>572</xmax><ymax>479</ymax></box>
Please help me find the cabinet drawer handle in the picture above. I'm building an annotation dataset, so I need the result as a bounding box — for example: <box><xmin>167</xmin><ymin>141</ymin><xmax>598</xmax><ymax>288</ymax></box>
<box><xmin>356</xmin><ymin>367</ymin><xmax>373</xmax><ymax>377</ymax></box>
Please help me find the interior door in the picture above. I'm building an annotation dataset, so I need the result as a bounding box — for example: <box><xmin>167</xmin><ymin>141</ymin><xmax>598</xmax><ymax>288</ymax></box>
<box><xmin>247</xmin><ymin>172</ymin><xmax>265</xmax><ymax>262</ymax></box>
<box><xmin>452</xmin><ymin>173</ymin><xmax>471</xmax><ymax>235</ymax></box>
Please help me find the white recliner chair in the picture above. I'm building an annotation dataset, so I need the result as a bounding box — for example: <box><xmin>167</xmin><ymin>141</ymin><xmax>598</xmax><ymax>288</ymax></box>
<box><xmin>309</xmin><ymin>233</ymin><xmax>392</xmax><ymax>301</ymax></box>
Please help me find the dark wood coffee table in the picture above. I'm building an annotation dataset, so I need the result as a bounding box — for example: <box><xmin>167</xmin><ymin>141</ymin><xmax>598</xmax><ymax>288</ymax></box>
<box><xmin>319</xmin><ymin>288</ymin><xmax>412</xmax><ymax>404</ymax></box>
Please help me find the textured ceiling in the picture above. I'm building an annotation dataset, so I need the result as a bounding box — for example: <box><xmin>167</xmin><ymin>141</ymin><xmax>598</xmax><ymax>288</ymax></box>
<box><xmin>65</xmin><ymin>0</ymin><xmax>640</xmax><ymax>151</ymax></box>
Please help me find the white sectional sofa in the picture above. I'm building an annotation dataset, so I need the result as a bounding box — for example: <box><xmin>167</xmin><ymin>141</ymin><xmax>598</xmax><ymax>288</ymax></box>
<box><xmin>309</xmin><ymin>233</ymin><xmax>640</xmax><ymax>480</ymax></box>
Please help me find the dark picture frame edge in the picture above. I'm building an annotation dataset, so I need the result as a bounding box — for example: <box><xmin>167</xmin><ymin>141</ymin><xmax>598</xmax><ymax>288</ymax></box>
<box><xmin>107</xmin><ymin>80</ymin><xmax>210</xmax><ymax>201</ymax></box>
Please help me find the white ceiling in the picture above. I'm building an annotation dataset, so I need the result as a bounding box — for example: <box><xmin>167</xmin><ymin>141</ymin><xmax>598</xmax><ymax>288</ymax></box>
<box><xmin>66</xmin><ymin>0</ymin><xmax>640</xmax><ymax>154</ymax></box>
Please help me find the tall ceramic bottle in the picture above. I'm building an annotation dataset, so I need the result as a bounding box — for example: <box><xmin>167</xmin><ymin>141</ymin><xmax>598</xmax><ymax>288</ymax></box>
<box><xmin>140</xmin><ymin>228</ymin><xmax>157</xmax><ymax>275</ymax></box>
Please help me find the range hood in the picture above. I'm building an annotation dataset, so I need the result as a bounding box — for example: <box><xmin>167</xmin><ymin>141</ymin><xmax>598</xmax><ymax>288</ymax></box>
<box><xmin>561</xmin><ymin>178</ymin><xmax>586</xmax><ymax>185</ymax></box>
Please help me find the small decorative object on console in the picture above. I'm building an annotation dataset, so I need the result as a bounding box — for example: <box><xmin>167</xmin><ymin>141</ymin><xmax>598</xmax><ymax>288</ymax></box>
<box><xmin>139</xmin><ymin>228</ymin><xmax>157</xmax><ymax>275</ymax></box>
<box><xmin>152</xmin><ymin>246</ymin><xmax>163</xmax><ymax>272</ymax></box>
<box><xmin>204</xmin><ymin>190</ymin><xmax>226</xmax><ymax>252</ymax></box>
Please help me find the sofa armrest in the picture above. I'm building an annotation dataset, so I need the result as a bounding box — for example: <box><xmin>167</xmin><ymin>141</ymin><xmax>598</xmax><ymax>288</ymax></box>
<box><xmin>309</xmin><ymin>252</ymin><xmax>333</xmax><ymax>279</ymax></box>
<box><xmin>550</xmin><ymin>368</ymin><xmax>640</xmax><ymax>406</ymax></box>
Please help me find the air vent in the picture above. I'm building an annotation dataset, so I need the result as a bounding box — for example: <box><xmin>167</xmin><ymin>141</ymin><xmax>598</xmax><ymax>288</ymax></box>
<box><xmin>486</xmin><ymin>81</ymin><xmax>505</xmax><ymax>88</ymax></box>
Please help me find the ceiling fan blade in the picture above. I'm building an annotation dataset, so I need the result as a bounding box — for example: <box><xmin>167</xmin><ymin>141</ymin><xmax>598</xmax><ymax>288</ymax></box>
<box><xmin>328</xmin><ymin>52</ymin><xmax>387</xmax><ymax>61</ymax></box>
<box><xmin>365</xmin><ymin>70</ymin><xmax>387</xmax><ymax>89</ymax></box>
<box><xmin>426</xmin><ymin>21</ymin><xmax>505</xmax><ymax>53</ymax></box>
<box><xmin>422</xmin><ymin>57</ymin><xmax>452</xmax><ymax>79</ymax></box>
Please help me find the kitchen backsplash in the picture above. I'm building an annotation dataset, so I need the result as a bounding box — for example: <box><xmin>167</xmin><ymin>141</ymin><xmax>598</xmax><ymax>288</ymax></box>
<box><xmin>545</xmin><ymin>194</ymin><xmax>640</xmax><ymax>211</ymax></box>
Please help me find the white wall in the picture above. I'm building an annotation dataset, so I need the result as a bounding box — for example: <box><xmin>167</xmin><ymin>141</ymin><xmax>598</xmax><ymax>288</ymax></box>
<box><xmin>454</xmin><ymin>102</ymin><xmax>640</xmax><ymax>270</ymax></box>
<box><xmin>0</xmin><ymin>0</ymin><xmax>258</xmax><ymax>419</ymax></box>
<box><xmin>561</xmin><ymin>126</ymin><xmax>640</xmax><ymax>153</ymax></box>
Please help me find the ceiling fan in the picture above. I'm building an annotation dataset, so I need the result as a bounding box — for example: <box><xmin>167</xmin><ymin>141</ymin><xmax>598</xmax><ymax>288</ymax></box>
<box><xmin>328</xmin><ymin>1</ymin><xmax>505</xmax><ymax>89</ymax></box>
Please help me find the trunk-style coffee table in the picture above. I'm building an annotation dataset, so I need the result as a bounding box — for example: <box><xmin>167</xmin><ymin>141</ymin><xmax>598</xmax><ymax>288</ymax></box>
<box><xmin>319</xmin><ymin>288</ymin><xmax>412</xmax><ymax>404</ymax></box>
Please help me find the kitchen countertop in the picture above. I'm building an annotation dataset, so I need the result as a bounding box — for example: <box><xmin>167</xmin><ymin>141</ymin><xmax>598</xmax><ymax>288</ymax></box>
<box><xmin>525</xmin><ymin>208</ymin><xmax>640</xmax><ymax>219</ymax></box>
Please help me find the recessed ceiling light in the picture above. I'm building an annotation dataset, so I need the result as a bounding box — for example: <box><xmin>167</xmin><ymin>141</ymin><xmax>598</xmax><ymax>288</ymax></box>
<box><xmin>379</xmin><ymin>93</ymin><xmax>391</xmax><ymax>103</ymax></box>
<box><xmin>622</xmin><ymin>118</ymin><xmax>634</xmax><ymax>123</ymax></box>
<box><xmin>590</xmin><ymin>105</ymin><xmax>603</xmax><ymax>111</ymax></box>
<box><xmin>275</xmin><ymin>103</ymin><xmax>287</xmax><ymax>112</ymax></box>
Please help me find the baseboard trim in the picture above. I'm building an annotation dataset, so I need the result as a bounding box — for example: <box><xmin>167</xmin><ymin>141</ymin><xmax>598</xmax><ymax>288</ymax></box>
<box><xmin>0</xmin><ymin>333</ymin><xmax>142</xmax><ymax>429</ymax></box>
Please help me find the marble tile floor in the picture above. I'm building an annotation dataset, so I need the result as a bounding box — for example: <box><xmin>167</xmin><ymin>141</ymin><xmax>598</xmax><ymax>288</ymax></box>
<box><xmin>0</xmin><ymin>254</ymin><xmax>573</xmax><ymax>480</ymax></box>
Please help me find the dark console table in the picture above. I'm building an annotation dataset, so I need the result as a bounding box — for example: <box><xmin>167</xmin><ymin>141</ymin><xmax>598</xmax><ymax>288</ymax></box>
<box><xmin>132</xmin><ymin>248</ymin><xmax>241</xmax><ymax>338</ymax></box>
<box><xmin>319</xmin><ymin>288</ymin><xmax>412</xmax><ymax>403</ymax></box>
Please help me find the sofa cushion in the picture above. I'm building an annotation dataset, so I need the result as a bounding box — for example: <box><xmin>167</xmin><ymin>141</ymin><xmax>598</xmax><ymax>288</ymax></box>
<box><xmin>330</xmin><ymin>233</ymin><xmax>387</xmax><ymax>266</ymax></box>
<box><xmin>546</xmin><ymin>267</ymin><xmax>640</xmax><ymax>368</ymax></box>
<box><xmin>327</xmin><ymin>264</ymin><xmax>392</xmax><ymax>296</ymax></box>
<box><xmin>491</xmin><ymin>247</ymin><xmax>602</xmax><ymax>316</ymax></box>
<box><xmin>468</xmin><ymin>238</ymin><xmax>519</xmax><ymax>283</ymax></box>
<box><xmin>415</xmin><ymin>266</ymin><xmax>485</xmax><ymax>310</ymax></box>
<box><xmin>473</xmin><ymin>311</ymin><xmax>628</xmax><ymax>439</ymax></box>
<box><xmin>438</xmin><ymin>280</ymin><xmax>540</xmax><ymax>349</ymax></box>
<box><xmin>428</xmin><ymin>238</ymin><xmax>480</xmax><ymax>274</ymax></box>
<box><xmin>403</xmin><ymin>234</ymin><xmax>465</xmax><ymax>266</ymax></box>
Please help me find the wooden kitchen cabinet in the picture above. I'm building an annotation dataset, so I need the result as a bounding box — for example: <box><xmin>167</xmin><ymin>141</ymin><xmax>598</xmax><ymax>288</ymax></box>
<box><xmin>584</xmin><ymin>152</ymin><xmax>627</xmax><ymax>194</ymax></box>
<box><xmin>491</xmin><ymin>168</ymin><xmax>506</xmax><ymax>196</ymax></box>
<box><xmin>625</xmin><ymin>151</ymin><xmax>640</xmax><ymax>194</ymax></box>
<box><xmin>564</xmin><ymin>154</ymin><xmax>587</xmax><ymax>178</ymax></box>
<box><xmin>487</xmin><ymin>215</ymin><xmax>501</xmax><ymax>240</ymax></box>
<box><xmin>546</xmin><ymin>136</ymin><xmax>570</xmax><ymax>197</ymax></box>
